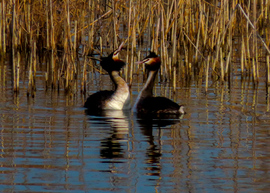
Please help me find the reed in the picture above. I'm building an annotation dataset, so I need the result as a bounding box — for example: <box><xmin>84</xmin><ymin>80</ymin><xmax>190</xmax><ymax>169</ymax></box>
<box><xmin>205</xmin><ymin>56</ymin><xmax>210</xmax><ymax>92</ymax></box>
<box><xmin>0</xmin><ymin>0</ymin><xmax>269</xmax><ymax>93</ymax></box>
<box><xmin>267</xmin><ymin>56</ymin><xmax>270</xmax><ymax>85</ymax></box>
<box><xmin>0</xmin><ymin>2</ymin><xmax>2</xmax><ymax>54</ymax></box>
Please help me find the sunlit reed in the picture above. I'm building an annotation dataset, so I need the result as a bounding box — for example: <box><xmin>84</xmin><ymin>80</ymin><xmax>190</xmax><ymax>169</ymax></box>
<box><xmin>0</xmin><ymin>0</ymin><xmax>269</xmax><ymax>93</ymax></box>
<box><xmin>267</xmin><ymin>56</ymin><xmax>270</xmax><ymax>85</ymax></box>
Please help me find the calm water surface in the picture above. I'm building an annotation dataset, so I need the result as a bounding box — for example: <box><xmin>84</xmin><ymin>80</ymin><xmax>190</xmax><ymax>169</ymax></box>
<box><xmin>0</xmin><ymin>71</ymin><xmax>270</xmax><ymax>193</ymax></box>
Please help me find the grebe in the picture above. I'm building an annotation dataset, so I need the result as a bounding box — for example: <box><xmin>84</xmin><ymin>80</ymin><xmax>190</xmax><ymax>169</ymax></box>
<box><xmin>132</xmin><ymin>52</ymin><xmax>184</xmax><ymax>115</ymax></box>
<box><xmin>84</xmin><ymin>42</ymin><xmax>131</xmax><ymax>111</ymax></box>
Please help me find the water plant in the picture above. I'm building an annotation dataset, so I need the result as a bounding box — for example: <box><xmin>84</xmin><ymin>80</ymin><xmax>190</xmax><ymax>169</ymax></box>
<box><xmin>0</xmin><ymin>0</ymin><xmax>269</xmax><ymax>93</ymax></box>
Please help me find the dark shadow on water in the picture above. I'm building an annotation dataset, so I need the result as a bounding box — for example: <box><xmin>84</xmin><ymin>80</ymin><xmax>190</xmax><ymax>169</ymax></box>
<box><xmin>135</xmin><ymin>112</ymin><xmax>185</xmax><ymax>177</ymax></box>
<box><xmin>84</xmin><ymin>108</ymin><xmax>184</xmax><ymax>170</ymax></box>
<box><xmin>135</xmin><ymin>113</ymin><xmax>184</xmax><ymax>127</ymax></box>
<box><xmin>85</xmin><ymin>109</ymin><xmax>131</xmax><ymax>161</ymax></box>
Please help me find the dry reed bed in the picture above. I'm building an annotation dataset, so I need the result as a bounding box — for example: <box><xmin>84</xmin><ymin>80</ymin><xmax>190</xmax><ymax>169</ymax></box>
<box><xmin>0</xmin><ymin>0</ymin><xmax>270</xmax><ymax>95</ymax></box>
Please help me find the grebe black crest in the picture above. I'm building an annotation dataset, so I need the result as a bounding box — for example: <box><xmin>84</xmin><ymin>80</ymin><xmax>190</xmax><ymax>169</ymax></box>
<box><xmin>84</xmin><ymin>42</ymin><xmax>131</xmax><ymax>111</ymax></box>
<box><xmin>132</xmin><ymin>51</ymin><xmax>185</xmax><ymax>115</ymax></box>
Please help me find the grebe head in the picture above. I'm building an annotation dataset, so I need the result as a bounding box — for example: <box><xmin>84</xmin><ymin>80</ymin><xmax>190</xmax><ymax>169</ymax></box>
<box><xmin>136</xmin><ymin>51</ymin><xmax>161</xmax><ymax>71</ymax></box>
<box><xmin>100</xmin><ymin>42</ymin><xmax>125</xmax><ymax>72</ymax></box>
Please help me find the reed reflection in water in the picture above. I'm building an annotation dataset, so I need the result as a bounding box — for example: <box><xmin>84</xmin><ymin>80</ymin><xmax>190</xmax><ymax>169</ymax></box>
<box><xmin>0</xmin><ymin>73</ymin><xmax>269</xmax><ymax>192</ymax></box>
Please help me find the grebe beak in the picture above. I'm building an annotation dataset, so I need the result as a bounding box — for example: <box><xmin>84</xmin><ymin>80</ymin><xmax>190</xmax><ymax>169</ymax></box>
<box><xmin>135</xmin><ymin>58</ymin><xmax>150</xmax><ymax>65</ymax></box>
<box><xmin>135</xmin><ymin>61</ymin><xmax>145</xmax><ymax>64</ymax></box>
<box><xmin>116</xmin><ymin>42</ymin><xmax>124</xmax><ymax>52</ymax></box>
<box><xmin>113</xmin><ymin>42</ymin><xmax>125</xmax><ymax>60</ymax></box>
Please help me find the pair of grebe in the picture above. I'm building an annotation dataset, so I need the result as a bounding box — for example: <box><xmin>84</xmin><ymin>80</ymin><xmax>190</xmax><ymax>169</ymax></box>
<box><xmin>84</xmin><ymin>43</ymin><xmax>185</xmax><ymax>115</ymax></box>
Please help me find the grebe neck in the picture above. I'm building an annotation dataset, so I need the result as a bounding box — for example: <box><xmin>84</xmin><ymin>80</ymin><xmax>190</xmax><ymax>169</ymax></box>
<box><xmin>132</xmin><ymin>70</ymin><xmax>158</xmax><ymax>112</ymax></box>
<box><xmin>109</xmin><ymin>71</ymin><xmax>128</xmax><ymax>91</ymax></box>
<box><xmin>141</xmin><ymin>70</ymin><xmax>158</xmax><ymax>96</ymax></box>
<box><xmin>105</xmin><ymin>70</ymin><xmax>130</xmax><ymax>110</ymax></box>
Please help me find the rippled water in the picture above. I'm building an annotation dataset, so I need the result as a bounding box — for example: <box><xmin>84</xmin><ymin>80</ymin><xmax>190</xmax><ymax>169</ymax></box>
<box><xmin>0</xmin><ymin>70</ymin><xmax>270</xmax><ymax>192</ymax></box>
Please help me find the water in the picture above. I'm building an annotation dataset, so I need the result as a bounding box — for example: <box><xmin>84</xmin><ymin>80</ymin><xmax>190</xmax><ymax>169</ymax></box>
<box><xmin>0</xmin><ymin>70</ymin><xmax>270</xmax><ymax>192</ymax></box>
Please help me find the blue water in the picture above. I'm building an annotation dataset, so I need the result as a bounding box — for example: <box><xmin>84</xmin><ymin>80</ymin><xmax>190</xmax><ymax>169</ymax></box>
<box><xmin>0</xmin><ymin>72</ymin><xmax>270</xmax><ymax>193</ymax></box>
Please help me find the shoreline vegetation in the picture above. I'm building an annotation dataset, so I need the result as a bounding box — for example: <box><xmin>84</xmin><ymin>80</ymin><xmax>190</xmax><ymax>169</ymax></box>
<box><xmin>0</xmin><ymin>0</ymin><xmax>270</xmax><ymax>95</ymax></box>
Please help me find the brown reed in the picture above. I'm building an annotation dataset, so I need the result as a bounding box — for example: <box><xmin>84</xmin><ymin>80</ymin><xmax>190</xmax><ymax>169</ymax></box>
<box><xmin>267</xmin><ymin>56</ymin><xmax>270</xmax><ymax>85</ymax></box>
<box><xmin>0</xmin><ymin>0</ymin><xmax>269</xmax><ymax>93</ymax></box>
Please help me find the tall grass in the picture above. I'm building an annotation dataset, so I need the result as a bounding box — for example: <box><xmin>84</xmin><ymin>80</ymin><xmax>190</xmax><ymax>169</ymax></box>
<box><xmin>0</xmin><ymin>0</ymin><xmax>270</xmax><ymax>93</ymax></box>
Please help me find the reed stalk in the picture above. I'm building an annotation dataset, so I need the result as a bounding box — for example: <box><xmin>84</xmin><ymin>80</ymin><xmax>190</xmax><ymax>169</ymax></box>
<box><xmin>0</xmin><ymin>2</ymin><xmax>2</xmax><ymax>54</ymax></box>
<box><xmin>173</xmin><ymin>63</ymin><xmax>176</xmax><ymax>92</ymax></box>
<box><xmin>195</xmin><ymin>12</ymin><xmax>201</xmax><ymax>64</ymax></box>
<box><xmin>225</xmin><ymin>51</ymin><xmax>231</xmax><ymax>78</ymax></box>
<box><xmin>205</xmin><ymin>56</ymin><xmax>210</xmax><ymax>92</ymax></box>
<box><xmin>88</xmin><ymin>1</ymin><xmax>94</xmax><ymax>53</ymax></box>
<box><xmin>241</xmin><ymin>37</ymin><xmax>245</xmax><ymax>75</ymax></box>
<box><xmin>220</xmin><ymin>48</ymin><xmax>224</xmax><ymax>82</ymax></box>
<box><xmin>0</xmin><ymin>0</ymin><xmax>269</xmax><ymax>93</ymax></box>
<box><xmin>16</xmin><ymin>52</ymin><xmax>20</xmax><ymax>93</ymax></box>
<box><xmin>130</xmin><ymin>7</ymin><xmax>136</xmax><ymax>84</ymax></box>
<box><xmin>12</xmin><ymin>0</ymin><xmax>17</xmax><ymax>92</ymax></box>
<box><xmin>74</xmin><ymin>20</ymin><xmax>77</xmax><ymax>53</ymax></box>
<box><xmin>50</xmin><ymin>0</ymin><xmax>55</xmax><ymax>50</ymax></box>
<box><xmin>51</xmin><ymin>50</ymin><xmax>55</xmax><ymax>88</ymax></box>
<box><xmin>46</xmin><ymin>0</ymin><xmax>50</xmax><ymax>49</ymax></box>
<box><xmin>252</xmin><ymin>58</ymin><xmax>257</xmax><ymax>82</ymax></box>
<box><xmin>1</xmin><ymin>0</ymin><xmax>5</xmax><ymax>54</ymax></box>
<box><xmin>81</xmin><ymin>53</ymin><xmax>87</xmax><ymax>94</ymax></box>
<box><xmin>27</xmin><ymin>27</ymin><xmax>33</xmax><ymax>96</ymax></box>
<box><xmin>267</xmin><ymin>56</ymin><xmax>270</xmax><ymax>85</ymax></box>
<box><xmin>33</xmin><ymin>40</ymin><xmax>37</xmax><ymax>92</ymax></box>
<box><xmin>28</xmin><ymin>63</ymin><xmax>33</xmax><ymax>96</ymax></box>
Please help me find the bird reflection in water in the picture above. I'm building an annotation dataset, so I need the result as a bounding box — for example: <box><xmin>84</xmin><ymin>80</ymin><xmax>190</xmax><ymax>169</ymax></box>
<box><xmin>136</xmin><ymin>113</ymin><xmax>184</xmax><ymax>177</ymax></box>
<box><xmin>85</xmin><ymin>109</ymin><xmax>130</xmax><ymax>160</ymax></box>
